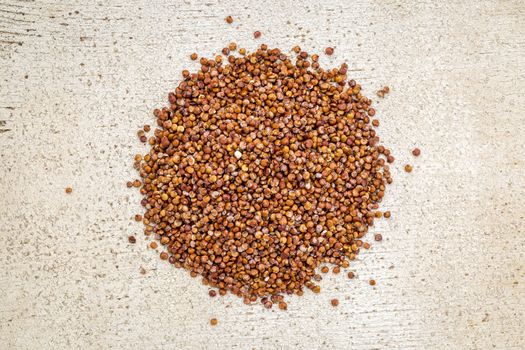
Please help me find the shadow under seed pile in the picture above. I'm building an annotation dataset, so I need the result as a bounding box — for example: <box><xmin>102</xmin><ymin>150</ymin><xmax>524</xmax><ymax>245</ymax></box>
<box><xmin>134</xmin><ymin>44</ymin><xmax>393</xmax><ymax>307</ymax></box>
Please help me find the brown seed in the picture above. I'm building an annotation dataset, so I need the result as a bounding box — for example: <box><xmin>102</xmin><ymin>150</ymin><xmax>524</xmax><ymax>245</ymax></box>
<box><xmin>134</xmin><ymin>214</ymin><xmax>142</xmax><ymax>222</ymax></box>
<box><xmin>325</xmin><ymin>47</ymin><xmax>334</xmax><ymax>55</ymax></box>
<box><xmin>209</xmin><ymin>290</ymin><xmax>217</xmax><ymax>297</ymax></box>
<box><xmin>225</xmin><ymin>16</ymin><xmax>233</xmax><ymax>24</ymax></box>
<box><xmin>412</xmin><ymin>148</ymin><xmax>421</xmax><ymax>156</ymax></box>
<box><xmin>331</xmin><ymin>298</ymin><xmax>339</xmax><ymax>307</ymax></box>
<box><xmin>253</xmin><ymin>31</ymin><xmax>261</xmax><ymax>39</ymax></box>
<box><xmin>369</xmin><ymin>279</ymin><xmax>376</xmax><ymax>286</ymax></box>
<box><xmin>374</xmin><ymin>234</ymin><xmax>383</xmax><ymax>241</ymax></box>
<box><xmin>190</xmin><ymin>53</ymin><xmax>198</xmax><ymax>60</ymax></box>
<box><xmin>363</xmin><ymin>242</ymin><xmax>370</xmax><ymax>249</ymax></box>
<box><xmin>126</xmin><ymin>181</ymin><xmax>133</xmax><ymax>188</ymax></box>
<box><xmin>210</xmin><ymin>318</ymin><xmax>218</xmax><ymax>326</ymax></box>
<box><xmin>130</xmin><ymin>45</ymin><xmax>394</xmax><ymax>307</ymax></box>
<box><xmin>404</xmin><ymin>164</ymin><xmax>413</xmax><ymax>173</ymax></box>
<box><xmin>143</xmin><ymin>124</ymin><xmax>151</xmax><ymax>132</ymax></box>
<box><xmin>128</xmin><ymin>236</ymin><xmax>136</xmax><ymax>244</ymax></box>
<box><xmin>383</xmin><ymin>211</ymin><xmax>391</xmax><ymax>219</ymax></box>
<box><xmin>228</xmin><ymin>42</ymin><xmax>237</xmax><ymax>51</ymax></box>
<box><xmin>278</xmin><ymin>301</ymin><xmax>288</xmax><ymax>310</ymax></box>
<box><xmin>65</xmin><ymin>187</ymin><xmax>73</xmax><ymax>194</ymax></box>
<box><xmin>332</xmin><ymin>266</ymin><xmax>340</xmax><ymax>274</ymax></box>
<box><xmin>372</xmin><ymin>119</ymin><xmax>379</xmax><ymax>127</ymax></box>
<box><xmin>383</xmin><ymin>86</ymin><xmax>390</xmax><ymax>93</ymax></box>
<box><xmin>347</xmin><ymin>272</ymin><xmax>355</xmax><ymax>279</ymax></box>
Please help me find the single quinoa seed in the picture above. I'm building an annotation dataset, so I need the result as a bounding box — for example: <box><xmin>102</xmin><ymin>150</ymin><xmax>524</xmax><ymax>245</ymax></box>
<box><xmin>210</xmin><ymin>318</ymin><xmax>218</xmax><ymax>326</ymax></box>
<box><xmin>404</xmin><ymin>164</ymin><xmax>413</xmax><ymax>173</ymax></box>
<box><xmin>347</xmin><ymin>272</ymin><xmax>355</xmax><ymax>279</ymax></box>
<box><xmin>128</xmin><ymin>236</ymin><xmax>136</xmax><ymax>244</ymax></box>
<box><xmin>65</xmin><ymin>187</ymin><xmax>73</xmax><ymax>194</ymax></box>
<box><xmin>134</xmin><ymin>214</ymin><xmax>142</xmax><ymax>222</ymax></box>
<box><xmin>225</xmin><ymin>16</ymin><xmax>233</xmax><ymax>24</ymax></box>
<box><xmin>412</xmin><ymin>148</ymin><xmax>421</xmax><ymax>156</ymax></box>
<box><xmin>190</xmin><ymin>53</ymin><xmax>198</xmax><ymax>61</ymax></box>
<box><xmin>375</xmin><ymin>234</ymin><xmax>383</xmax><ymax>241</ymax></box>
<box><xmin>325</xmin><ymin>47</ymin><xmax>334</xmax><ymax>55</ymax></box>
<box><xmin>131</xmin><ymin>45</ymin><xmax>394</xmax><ymax>307</ymax></box>
<box><xmin>369</xmin><ymin>279</ymin><xmax>376</xmax><ymax>286</ymax></box>
<box><xmin>384</xmin><ymin>211</ymin><xmax>391</xmax><ymax>219</ymax></box>
<box><xmin>331</xmin><ymin>298</ymin><xmax>339</xmax><ymax>307</ymax></box>
<box><xmin>209</xmin><ymin>290</ymin><xmax>217</xmax><ymax>297</ymax></box>
<box><xmin>253</xmin><ymin>31</ymin><xmax>261</xmax><ymax>39</ymax></box>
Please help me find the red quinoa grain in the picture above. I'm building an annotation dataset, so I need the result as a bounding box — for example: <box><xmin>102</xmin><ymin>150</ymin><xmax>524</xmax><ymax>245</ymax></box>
<box><xmin>131</xmin><ymin>45</ymin><xmax>395</xmax><ymax>308</ymax></box>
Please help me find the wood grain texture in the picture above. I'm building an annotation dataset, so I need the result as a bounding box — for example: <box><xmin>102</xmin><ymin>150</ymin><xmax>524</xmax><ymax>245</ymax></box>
<box><xmin>0</xmin><ymin>0</ymin><xmax>524</xmax><ymax>349</ymax></box>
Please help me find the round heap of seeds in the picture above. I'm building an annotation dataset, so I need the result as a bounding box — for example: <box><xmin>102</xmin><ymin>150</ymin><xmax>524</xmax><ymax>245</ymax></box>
<box><xmin>134</xmin><ymin>44</ymin><xmax>393</xmax><ymax>307</ymax></box>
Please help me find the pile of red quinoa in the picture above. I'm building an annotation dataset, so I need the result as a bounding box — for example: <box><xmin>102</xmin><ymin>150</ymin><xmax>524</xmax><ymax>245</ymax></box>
<box><xmin>130</xmin><ymin>43</ymin><xmax>395</xmax><ymax>309</ymax></box>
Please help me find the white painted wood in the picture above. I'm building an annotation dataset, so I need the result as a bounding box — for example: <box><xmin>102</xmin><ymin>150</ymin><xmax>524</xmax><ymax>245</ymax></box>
<box><xmin>0</xmin><ymin>1</ymin><xmax>523</xmax><ymax>349</ymax></box>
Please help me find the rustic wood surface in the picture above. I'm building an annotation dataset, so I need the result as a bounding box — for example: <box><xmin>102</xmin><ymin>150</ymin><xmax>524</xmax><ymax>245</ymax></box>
<box><xmin>0</xmin><ymin>1</ymin><xmax>524</xmax><ymax>349</ymax></box>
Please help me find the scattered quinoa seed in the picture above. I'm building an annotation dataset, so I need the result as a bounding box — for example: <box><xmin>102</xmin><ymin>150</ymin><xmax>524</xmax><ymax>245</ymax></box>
<box><xmin>412</xmin><ymin>148</ymin><xmax>421</xmax><ymax>156</ymax></box>
<box><xmin>65</xmin><ymin>187</ymin><xmax>72</xmax><ymax>194</ymax></box>
<box><xmin>347</xmin><ymin>272</ymin><xmax>355</xmax><ymax>279</ymax></box>
<box><xmin>225</xmin><ymin>16</ymin><xmax>233</xmax><ymax>24</ymax></box>
<box><xmin>210</xmin><ymin>318</ymin><xmax>218</xmax><ymax>326</ymax></box>
<box><xmin>325</xmin><ymin>47</ymin><xmax>334</xmax><ymax>55</ymax></box>
<box><xmin>190</xmin><ymin>53</ymin><xmax>198</xmax><ymax>60</ymax></box>
<box><xmin>128</xmin><ymin>236</ymin><xmax>136</xmax><ymax>244</ymax></box>
<box><xmin>384</xmin><ymin>211</ymin><xmax>391</xmax><ymax>218</ymax></box>
<box><xmin>375</xmin><ymin>234</ymin><xmax>383</xmax><ymax>241</ymax></box>
<box><xmin>253</xmin><ymin>31</ymin><xmax>261</xmax><ymax>38</ymax></box>
<box><xmin>369</xmin><ymin>279</ymin><xmax>376</xmax><ymax>286</ymax></box>
<box><xmin>404</xmin><ymin>164</ymin><xmax>413</xmax><ymax>173</ymax></box>
<box><xmin>331</xmin><ymin>299</ymin><xmax>339</xmax><ymax>307</ymax></box>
